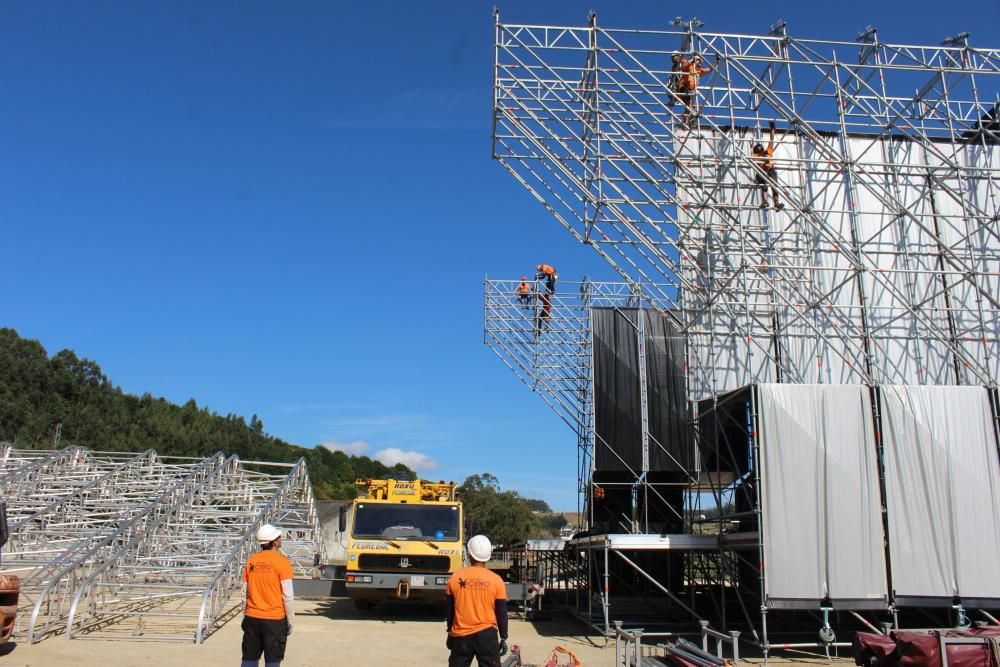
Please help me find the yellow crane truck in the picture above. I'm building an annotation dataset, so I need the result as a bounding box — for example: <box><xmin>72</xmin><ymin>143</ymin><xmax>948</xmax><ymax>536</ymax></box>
<box><xmin>343</xmin><ymin>478</ymin><xmax>462</xmax><ymax>610</ymax></box>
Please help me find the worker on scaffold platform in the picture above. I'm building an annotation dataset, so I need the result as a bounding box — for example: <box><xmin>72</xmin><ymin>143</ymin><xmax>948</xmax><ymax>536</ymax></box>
<box><xmin>752</xmin><ymin>121</ymin><xmax>784</xmax><ymax>210</ymax></box>
<box><xmin>535</xmin><ymin>264</ymin><xmax>557</xmax><ymax>294</ymax></box>
<box><xmin>674</xmin><ymin>53</ymin><xmax>715</xmax><ymax>128</ymax></box>
<box><xmin>515</xmin><ymin>277</ymin><xmax>533</xmax><ymax>308</ymax></box>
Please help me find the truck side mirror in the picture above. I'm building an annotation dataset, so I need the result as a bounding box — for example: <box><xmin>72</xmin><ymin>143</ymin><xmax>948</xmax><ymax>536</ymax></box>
<box><xmin>338</xmin><ymin>505</ymin><xmax>347</xmax><ymax>534</ymax></box>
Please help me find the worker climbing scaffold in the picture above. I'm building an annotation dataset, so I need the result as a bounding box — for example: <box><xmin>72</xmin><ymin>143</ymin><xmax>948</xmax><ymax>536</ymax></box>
<box><xmin>752</xmin><ymin>121</ymin><xmax>783</xmax><ymax>210</ymax></box>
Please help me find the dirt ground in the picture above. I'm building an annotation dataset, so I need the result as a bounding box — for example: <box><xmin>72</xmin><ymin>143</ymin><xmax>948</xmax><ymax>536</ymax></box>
<box><xmin>0</xmin><ymin>599</ymin><xmax>856</xmax><ymax>666</ymax></box>
<box><xmin>0</xmin><ymin>599</ymin><xmax>610</xmax><ymax>666</ymax></box>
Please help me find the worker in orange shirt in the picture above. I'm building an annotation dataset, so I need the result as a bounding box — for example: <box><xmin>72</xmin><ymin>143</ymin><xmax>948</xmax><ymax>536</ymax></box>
<box><xmin>446</xmin><ymin>535</ymin><xmax>509</xmax><ymax>667</ymax></box>
<box><xmin>515</xmin><ymin>277</ymin><xmax>533</xmax><ymax>308</ymax></box>
<box><xmin>752</xmin><ymin>121</ymin><xmax>783</xmax><ymax>210</ymax></box>
<box><xmin>241</xmin><ymin>524</ymin><xmax>295</xmax><ymax>667</ymax></box>
<box><xmin>675</xmin><ymin>54</ymin><xmax>715</xmax><ymax>127</ymax></box>
<box><xmin>535</xmin><ymin>264</ymin><xmax>557</xmax><ymax>294</ymax></box>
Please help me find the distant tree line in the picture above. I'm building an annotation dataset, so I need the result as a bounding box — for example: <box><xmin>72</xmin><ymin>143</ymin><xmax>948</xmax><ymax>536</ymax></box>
<box><xmin>0</xmin><ymin>328</ymin><xmax>414</xmax><ymax>500</ymax></box>
<box><xmin>459</xmin><ymin>473</ymin><xmax>568</xmax><ymax>545</ymax></box>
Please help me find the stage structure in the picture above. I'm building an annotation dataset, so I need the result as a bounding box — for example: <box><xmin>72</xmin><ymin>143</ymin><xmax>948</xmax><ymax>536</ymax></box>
<box><xmin>492</xmin><ymin>12</ymin><xmax>1000</xmax><ymax>392</ymax></box>
<box><xmin>0</xmin><ymin>445</ymin><xmax>324</xmax><ymax>644</ymax></box>
<box><xmin>484</xmin><ymin>278</ymin><xmax>694</xmax><ymax>530</ymax></box>
<box><xmin>489</xmin><ymin>10</ymin><xmax>1000</xmax><ymax>655</ymax></box>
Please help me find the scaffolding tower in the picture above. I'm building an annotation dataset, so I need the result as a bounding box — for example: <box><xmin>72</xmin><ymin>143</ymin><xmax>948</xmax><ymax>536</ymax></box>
<box><xmin>488</xmin><ymin>11</ymin><xmax>1000</xmax><ymax>654</ymax></box>
<box><xmin>492</xmin><ymin>12</ymin><xmax>1000</xmax><ymax>393</ymax></box>
<box><xmin>0</xmin><ymin>445</ymin><xmax>324</xmax><ymax>644</ymax></box>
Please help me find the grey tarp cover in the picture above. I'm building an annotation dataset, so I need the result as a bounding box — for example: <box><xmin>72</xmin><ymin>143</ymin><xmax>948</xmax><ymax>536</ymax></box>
<box><xmin>880</xmin><ymin>385</ymin><xmax>1000</xmax><ymax>601</ymax></box>
<box><xmin>758</xmin><ymin>384</ymin><xmax>887</xmax><ymax>606</ymax></box>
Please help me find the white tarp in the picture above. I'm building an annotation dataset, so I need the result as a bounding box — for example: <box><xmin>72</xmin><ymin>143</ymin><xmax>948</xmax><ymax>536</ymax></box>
<box><xmin>758</xmin><ymin>384</ymin><xmax>887</xmax><ymax>606</ymax></box>
<box><xmin>880</xmin><ymin>385</ymin><xmax>1000</xmax><ymax>601</ymax></box>
<box><xmin>675</xmin><ymin>129</ymin><xmax>999</xmax><ymax>398</ymax></box>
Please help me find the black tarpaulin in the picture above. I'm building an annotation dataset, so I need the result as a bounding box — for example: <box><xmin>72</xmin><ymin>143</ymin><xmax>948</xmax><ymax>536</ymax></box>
<box><xmin>592</xmin><ymin>308</ymin><xmax>691</xmax><ymax>473</ymax></box>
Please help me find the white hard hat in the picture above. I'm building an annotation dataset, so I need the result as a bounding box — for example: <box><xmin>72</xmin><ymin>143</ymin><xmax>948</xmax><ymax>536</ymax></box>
<box><xmin>467</xmin><ymin>534</ymin><xmax>493</xmax><ymax>563</ymax></box>
<box><xmin>256</xmin><ymin>524</ymin><xmax>282</xmax><ymax>544</ymax></box>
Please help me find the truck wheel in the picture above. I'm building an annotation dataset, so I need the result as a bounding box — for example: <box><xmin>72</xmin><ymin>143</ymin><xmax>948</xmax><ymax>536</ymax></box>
<box><xmin>354</xmin><ymin>599</ymin><xmax>376</xmax><ymax>611</ymax></box>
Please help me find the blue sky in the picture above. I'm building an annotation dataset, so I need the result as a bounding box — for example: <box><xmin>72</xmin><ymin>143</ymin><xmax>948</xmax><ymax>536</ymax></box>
<box><xmin>1</xmin><ymin>1</ymin><xmax>994</xmax><ymax>510</ymax></box>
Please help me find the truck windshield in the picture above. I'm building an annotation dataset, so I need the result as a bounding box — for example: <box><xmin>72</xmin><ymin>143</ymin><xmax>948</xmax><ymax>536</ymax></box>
<box><xmin>353</xmin><ymin>504</ymin><xmax>460</xmax><ymax>541</ymax></box>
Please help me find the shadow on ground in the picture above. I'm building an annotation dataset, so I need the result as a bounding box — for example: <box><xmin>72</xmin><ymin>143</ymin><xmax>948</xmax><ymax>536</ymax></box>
<box><xmin>306</xmin><ymin>597</ymin><xmax>446</xmax><ymax>624</ymax></box>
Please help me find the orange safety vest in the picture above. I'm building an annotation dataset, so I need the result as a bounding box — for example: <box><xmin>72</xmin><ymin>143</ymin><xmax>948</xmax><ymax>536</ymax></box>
<box><xmin>753</xmin><ymin>146</ymin><xmax>775</xmax><ymax>170</ymax></box>
<box><xmin>516</xmin><ymin>282</ymin><xmax>531</xmax><ymax>294</ymax></box>
<box><xmin>538</xmin><ymin>265</ymin><xmax>556</xmax><ymax>277</ymax></box>
<box><xmin>679</xmin><ymin>60</ymin><xmax>711</xmax><ymax>92</ymax></box>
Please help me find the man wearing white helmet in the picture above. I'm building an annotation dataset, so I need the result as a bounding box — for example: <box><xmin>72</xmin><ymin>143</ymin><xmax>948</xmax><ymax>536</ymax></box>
<box><xmin>241</xmin><ymin>524</ymin><xmax>295</xmax><ymax>667</ymax></box>
<box><xmin>445</xmin><ymin>534</ymin><xmax>509</xmax><ymax>667</ymax></box>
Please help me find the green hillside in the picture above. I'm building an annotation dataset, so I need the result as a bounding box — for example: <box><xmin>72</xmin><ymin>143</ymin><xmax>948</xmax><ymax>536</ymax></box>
<box><xmin>0</xmin><ymin>328</ymin><xmax>413</xmax><ymax>499</ymax></box>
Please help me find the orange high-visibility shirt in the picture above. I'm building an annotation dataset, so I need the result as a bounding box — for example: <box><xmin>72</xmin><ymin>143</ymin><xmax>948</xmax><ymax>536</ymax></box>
<box><xmin>243</xmin><ymin>550</ymin><xmax>293</xmax><ymax>620</ymax></box>
<box><xmin>679</xmin><ymin>60</ymin><xmax>711</xmax><ymax>92</ymax></box>
<box><xmin>538</xmin><ymin>265</ymin><xmax>556</xmax><ymax>277</ymax></box>
<box><xmin>516</xmin><ymin>282</ymin><xmax>531</xmax><ymax>294</ymax></box>
<box><xmin>446</xmin><ymin>565</ymin><xmax>507</xmax><ymax>637</ymax></box>
<box><xmin>754</xmin><ymin>146</ymin><xmax>776</xmax><ymax>170</ymax></box>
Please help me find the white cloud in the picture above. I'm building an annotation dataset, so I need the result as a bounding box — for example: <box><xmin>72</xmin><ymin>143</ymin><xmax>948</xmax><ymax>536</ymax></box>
<box><xmin>375</xmin><ymin>448</ymin><xmax>438</xmax><ymax>473</ymax></box>
<box><xmin>320</xmin><ymin>439</ymin><xmax>371</xmax><ymax>457</ymax></box>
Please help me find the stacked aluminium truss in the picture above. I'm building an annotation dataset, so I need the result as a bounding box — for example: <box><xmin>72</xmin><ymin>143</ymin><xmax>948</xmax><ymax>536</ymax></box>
<box><xmin>0</xmin><ymin>445</ymin><xmax>324</xmax><ymax>643</ymax></box>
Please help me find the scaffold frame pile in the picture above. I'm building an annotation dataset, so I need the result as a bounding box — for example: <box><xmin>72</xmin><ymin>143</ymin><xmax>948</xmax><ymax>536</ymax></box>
<box><xmin>0</xmin><ymin>444</ymin><xmax>325</xmax><ymax>644</ymax></box>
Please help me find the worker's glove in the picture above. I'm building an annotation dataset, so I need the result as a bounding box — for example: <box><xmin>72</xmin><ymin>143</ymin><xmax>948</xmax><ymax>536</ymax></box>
<box><xmin>500</xmin><ymin>639</ymin><xmax>509</xmax><ymax>656</ymax></box>
<box><xmin>769</xmin><ymin>120</ymin><xmax>776</xmax><ymax>131</ymax></box>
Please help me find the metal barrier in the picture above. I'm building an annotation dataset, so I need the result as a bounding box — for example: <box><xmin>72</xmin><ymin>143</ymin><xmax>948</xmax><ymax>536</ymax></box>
<box><xmin>700</xmin><ymin>620</ymin><xmax>740</xmax><ymax>663</ymax></box>
<box><xmin>613</xmin><ymin>620</ymin><xmax>743</xmax><ymax>665</ymax></box>
<box><xmin>612</xmin><ymin>621</ymin><xmax>677</xmax><ymax>666</ymax></box>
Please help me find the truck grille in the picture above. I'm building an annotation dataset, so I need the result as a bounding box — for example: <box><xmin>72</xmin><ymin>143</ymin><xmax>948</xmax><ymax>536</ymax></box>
<box><xmin>358</xmin><ymin>554</ymin><xmax>451</xmax><ymax>573</ymax></box>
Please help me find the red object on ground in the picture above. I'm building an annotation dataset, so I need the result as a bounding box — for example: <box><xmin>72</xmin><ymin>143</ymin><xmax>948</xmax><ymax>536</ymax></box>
<box><xmin>0</xmin><ymin>574</ymin><xmax>19</xmax><ymax>645</ymax></box>
<box><xmin>855</xmin><ymin>629</ymin><xmax>1000</xmax><ymax>667</ymax></box>
<box><xmin>854</xmin><ymin>631</ymin><xmax>899</xmax><ymax>667</ymax></box>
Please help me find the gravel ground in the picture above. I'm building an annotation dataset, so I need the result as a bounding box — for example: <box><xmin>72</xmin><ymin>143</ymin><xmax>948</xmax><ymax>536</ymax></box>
<box><xmin>0</xmin><ymin>598</ymin><xmax>856</xmax><ymax>665</ymax></box>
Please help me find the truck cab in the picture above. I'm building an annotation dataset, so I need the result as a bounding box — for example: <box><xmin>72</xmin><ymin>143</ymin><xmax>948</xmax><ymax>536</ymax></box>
<box><xmin>344</xmin><ymin>479</ymin><xmax>462</xmax><ymax>610</ymax></box>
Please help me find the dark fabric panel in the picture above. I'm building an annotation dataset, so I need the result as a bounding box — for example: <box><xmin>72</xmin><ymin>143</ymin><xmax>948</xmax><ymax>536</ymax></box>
<box><xmin>593</xmin><ymin>308</ymin><xmax>642</xmax><ymax>472</ymax></box>
<box><xmin>590</xmin><ymin>471</ymin><xmax>635</xmax><ymax>534</ymax></box>
<box><xmin>590</xmin><ymin>471</ymin><xmax>685</xmax><ymax>535</ymax></box>
<box><xmin>695</xmin><ymin>385</ymin><xmax>753</xmax><ymax>476</ymax></box>
<box><xmin>643</xmin><ymin>311</ymin><xmax>692</xmax><ymax>472</ymax></box>
<box><xmin>592</xmin><ymin>308</ymin><xmax>691</xmax><ymax>473</ymax></box>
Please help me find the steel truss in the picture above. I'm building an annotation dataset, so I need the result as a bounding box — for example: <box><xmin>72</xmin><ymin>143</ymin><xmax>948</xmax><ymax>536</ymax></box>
<box><xmin>485</xmin><ymin>279</ymin><xmax>755</xmax><ymax>637</ymax></box>
<box><xmin>489</xmin><ymin>11</ymin><xmax>1000</xmax><ymax>655</ymax></box>
<box><xmin>492</xmin><ymin>12</ymin><xmax>1000</xmax><ymax>394</ymax></box>
<box><xmin>484</xmin><ymin>278</ymin><xmax>693</xmax><ymax>526</ymax></box>
<box><xmin>0</xmin><ymin>445</ymin><xmax>324</xmax><ymax>643</ymax></box>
